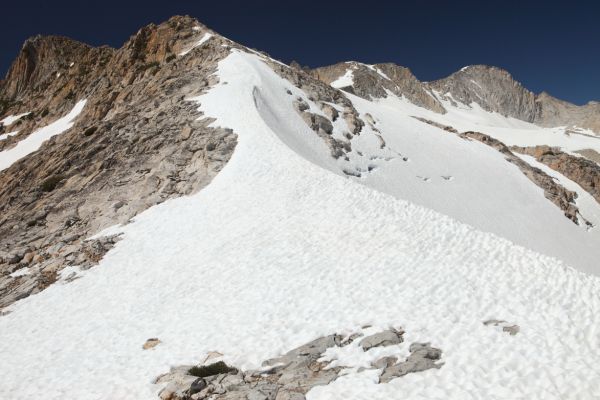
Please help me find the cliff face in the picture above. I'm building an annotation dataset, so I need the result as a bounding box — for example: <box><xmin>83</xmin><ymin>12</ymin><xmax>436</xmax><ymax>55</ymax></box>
<box><xmin>430</xmin><ymin>66</ymin><xmax>600</xmax><ymax>132</ymax></box>
<box><xmin>429</xmin><ymin>65</ymin><xmax>538</xmax><ymax>122</ymax></box>
<box><xmin>534</xmin><ymin>92</ymin><xmax>600</xmax><ymax>132</ymax></box>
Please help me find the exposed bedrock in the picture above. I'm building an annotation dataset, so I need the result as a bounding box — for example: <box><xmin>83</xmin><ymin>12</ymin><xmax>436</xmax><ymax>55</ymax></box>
<box><xmin>155</xmin><ymin>328</ymin><xmax>442</xmax><ymax>400</ymax></box>
<box><xmin>0</xmin><ymin>16</ymin><xmax>238</xmax><ymax>309</ymax></box>
<box><xmin>511</xmin><ymin>145</ymin><xmax>600</xmax><ymax>205</ymax></box>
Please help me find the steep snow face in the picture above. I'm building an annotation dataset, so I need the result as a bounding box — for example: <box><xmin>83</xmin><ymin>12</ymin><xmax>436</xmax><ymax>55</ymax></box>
<box><xmin>0</xmin><ymin>100</ymin><xmax>86</xmax><ymax>171</ymax></box>
<box><xmin>1</xmin><ymin>50</ymin><xmax>600</xmax><ymax>400</ymax></box>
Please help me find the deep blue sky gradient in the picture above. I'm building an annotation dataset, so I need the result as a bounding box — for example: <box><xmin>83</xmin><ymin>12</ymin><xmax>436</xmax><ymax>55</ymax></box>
<box><xmin>1</xmin><ymin>0</ymin><xmax>598</xmax><ymax>104</ymax></box>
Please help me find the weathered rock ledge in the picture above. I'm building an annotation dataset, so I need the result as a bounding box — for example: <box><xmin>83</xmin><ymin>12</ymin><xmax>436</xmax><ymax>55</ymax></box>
<box><xmin>156</xmin><ymin>328</ymin><xmax>442</xmax><ymax>400</ymax></box>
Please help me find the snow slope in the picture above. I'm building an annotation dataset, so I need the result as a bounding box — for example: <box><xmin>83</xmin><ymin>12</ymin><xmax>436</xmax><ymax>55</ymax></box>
<box><xmin>335</xmin><ymin>93</ymin><xmax>600</xmax><ymax>274</ymax></box>
<box><xmin>1</xmin><ymin>50</ymin><xmax>599</xmax><ymax>400</ymax></box>
<box><xmin>0</xmin><ymin>100</ymin><xmax>86</xmax><ymax>171</ymax></box>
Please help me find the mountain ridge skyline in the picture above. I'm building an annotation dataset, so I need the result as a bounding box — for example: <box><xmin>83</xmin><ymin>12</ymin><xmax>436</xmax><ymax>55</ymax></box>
<box><xmin>1</xmin><ymin>0</ymin><xmax>599</xmax><ymax>105</ymax></box>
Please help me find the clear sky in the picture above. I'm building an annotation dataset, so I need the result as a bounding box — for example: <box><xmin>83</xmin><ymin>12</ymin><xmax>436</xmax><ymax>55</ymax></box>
<box><xmin>1</xmin><ymin>0</ymin><xmax>598</xmax><ymax>105</ymax></box>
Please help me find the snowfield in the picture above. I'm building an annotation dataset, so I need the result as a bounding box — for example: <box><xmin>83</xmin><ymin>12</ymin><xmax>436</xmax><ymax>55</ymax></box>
<box><xmin>1</xmin><ymin>50</ymin><xmax>600</xmax><ymax>400</ymax></box>
<box><xmin>0</xmin><ymin>100</ymin><xmax>86</xmax><ymax>171</ymax></box>
<box><xmin>338</xmin><ymin>93</ymin><xmax>600</xmax><ymax>274</ymax></box>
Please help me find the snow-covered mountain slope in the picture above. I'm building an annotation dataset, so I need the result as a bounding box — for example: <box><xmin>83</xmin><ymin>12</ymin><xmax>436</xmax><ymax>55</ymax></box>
<box><xmin>1</xmin><ymin>16</ymin><xmax>600</xmax><ymax>400</ymax></box>
<box><xmin>282</xmin><ymin>63</ymin><xmax>600</xmax><ymax>273</ymax></box>
<box><xmin>338</xmin><ymin>93</ymin><xmax>600</xmax><ymax>273</ymax></box>
<box><xmin>1</xmin><ymin>48</ymin><xmax>600</xmax><ymax>400</ymax></box>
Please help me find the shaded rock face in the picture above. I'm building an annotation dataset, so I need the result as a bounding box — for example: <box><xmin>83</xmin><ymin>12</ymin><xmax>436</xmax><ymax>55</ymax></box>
<box><xmin>512</xmin><ymin>145</ymin><xmax>600</xmax><ymax>205</ymax></box>
<box><xmin>429</xmin><ymin>65</ymin><xmax>538</xmax><ymax>122</ymax></box>
<box><xmin>0</xmin><ymin>36</ymin><xmax>113</xmax><ymax>106</ymax></box>
<box><xmin>534</xmin><ymin>92</ymin><xmax>600</xmax><ymax>134</ymax></box>
<box><xmin>0</xmin><ymin>16</ymin><xmax>237</xmax><ymax>309</ymax></box>
<box><xmin>155</xmin><ymin>329</ymin><xmax>442</xmax><ymax>400</ymax></box>
<box><xmin>575</xmin><ymin>149</ymin><xmax>600</xmax><ymax>165</ymax></box>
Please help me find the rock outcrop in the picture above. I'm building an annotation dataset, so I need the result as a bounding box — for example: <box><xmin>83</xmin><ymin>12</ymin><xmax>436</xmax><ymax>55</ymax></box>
<box><xmin>0</xmin><ymin>16</ymin><xmax>237</xmax><ymax>309</ymax></box>
<box><xmin>155</xmin><ymin>329</ymin><xmax>442</xmax><ymax>400</ymax></box>
<box><xmin>429</xmin><ymin>65</ymin><xmax>537</xmax><ymax>122</ymax></box>
<box><xmin>512</xmin><ymin>145</ymin><xmax>600</xmax><ymax>205</ymax></box>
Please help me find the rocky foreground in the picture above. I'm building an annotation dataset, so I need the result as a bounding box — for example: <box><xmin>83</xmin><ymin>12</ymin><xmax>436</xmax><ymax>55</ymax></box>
<box><xmin>155</xmin><ymin>327</ymin><xmax>443</xmax><ymax>400</ymax></box>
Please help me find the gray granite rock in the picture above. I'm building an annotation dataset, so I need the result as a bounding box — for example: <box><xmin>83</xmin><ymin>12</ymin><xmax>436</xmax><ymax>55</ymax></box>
<box><xmin>359</xmin><ymin>328</ymin><xmax>404</xmax><ymax>351</ymax></box>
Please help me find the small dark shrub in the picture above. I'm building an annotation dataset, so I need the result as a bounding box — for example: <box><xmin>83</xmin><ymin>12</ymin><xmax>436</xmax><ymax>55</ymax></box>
<box><xmin>41</xmin><ymin>108</ymin><xmax>49</xmax><ymax>118</ymax></box>
<box><xmin>165</xmin><ymin>54</ymin><xmax>176</xmax><ymax>63</ymax></box>
<box><xmin>188</xmin><ymin>361</ymin><xmax>236</xmax><ymax>378</ymax></box>
<box><xmin>40</xmin><ymin>175</ymin><xmax>65</xmax><ymax>192</ymax></box>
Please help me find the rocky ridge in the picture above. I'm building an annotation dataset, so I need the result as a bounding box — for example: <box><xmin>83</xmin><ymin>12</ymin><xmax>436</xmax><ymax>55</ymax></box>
<box><xmin>314</xmin><ymin>63</ymin><xmax>600</xmax><ymax>134</ymax></box>
<box><xmin>511</xmin><ymin>145</ymin><xmax>600</xmax><ymax>205</ymax></box>
<box><xmin>312</xmin><ymin>62</ymin><xmax>445</xmax><ymax>113</ymax></box>
<box><xmin>0</xmin><ymin>16</ymin><xmax>237</xmax><ymax>309</ymax></box>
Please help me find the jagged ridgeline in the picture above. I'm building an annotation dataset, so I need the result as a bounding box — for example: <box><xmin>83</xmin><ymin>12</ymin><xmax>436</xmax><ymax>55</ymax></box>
<box><xmin>0</xmin><ymin>17</ymin><xmax>237</xmax><ymax>306</ymax></box>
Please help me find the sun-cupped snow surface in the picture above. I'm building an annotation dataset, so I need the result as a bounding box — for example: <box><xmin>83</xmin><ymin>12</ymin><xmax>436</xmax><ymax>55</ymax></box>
<box><xmin>179</xmin><ymin>32</ymin><xmax>213</xmax><ymax>56</ymax></box>
<box><xmin>1</xmin><ymin>50</ymin><xmax>600</xmax><ymax>400</ymax></box>
<box><xmin>0</xmin><ymin>100</ymin><xmax>86</xmax><ymax>171</ymax></box>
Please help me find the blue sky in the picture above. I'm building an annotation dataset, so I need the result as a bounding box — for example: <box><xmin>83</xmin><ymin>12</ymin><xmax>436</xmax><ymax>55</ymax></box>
<box><xmin>1</xmin><ymin>0</ymin><xmax>598</xmax><ymax>105</ymax></box>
